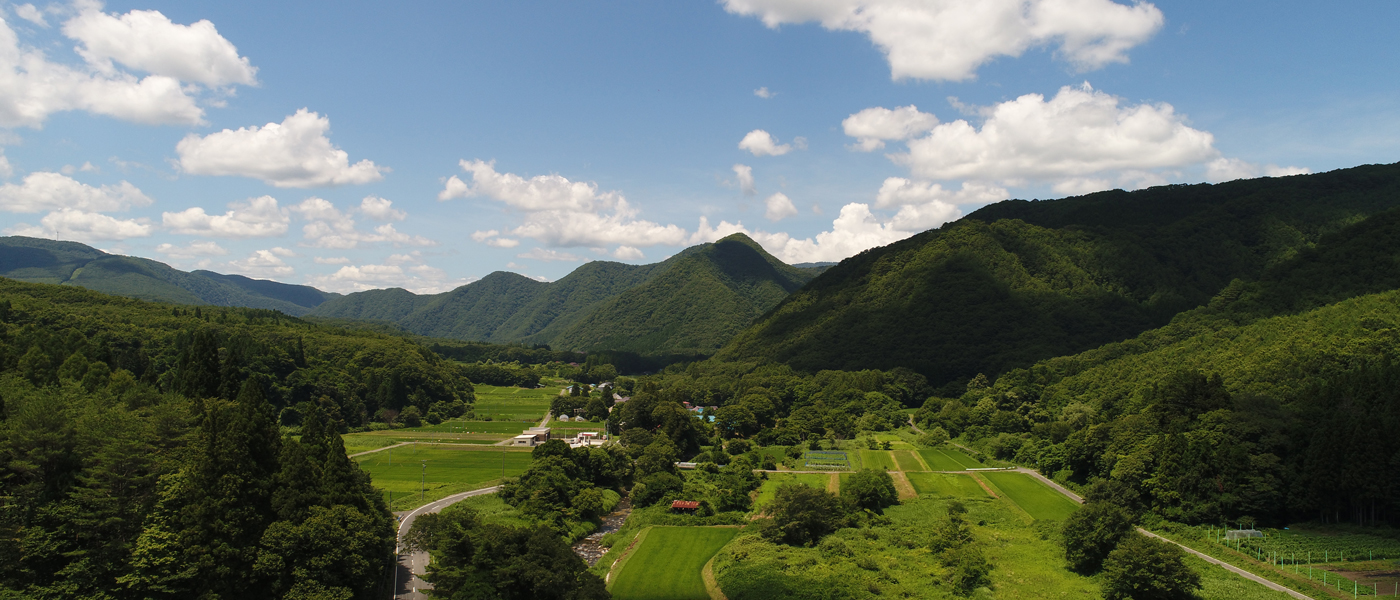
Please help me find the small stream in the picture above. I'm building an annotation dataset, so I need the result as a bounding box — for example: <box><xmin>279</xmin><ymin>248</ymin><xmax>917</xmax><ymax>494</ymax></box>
<box><xmin>573</xmin><ymin>497</ymin><xmax>632</xmax><ymax>566</ymax></box>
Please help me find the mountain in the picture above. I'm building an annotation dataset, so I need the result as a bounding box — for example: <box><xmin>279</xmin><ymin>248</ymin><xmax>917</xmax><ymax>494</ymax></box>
<box><xmin>715</xmin><ymin>162</ymin><xmax>1400</xmax><ymax>390</ymax></box>
<box><xmin>0</xmin><ymin>236</ymin><xmax>339</xmax><ymax>315</ymax></box>
<box><xmin>309</xmin><ymin>233</ymin><xmax>819</xmax><ymax>354</ymax></box>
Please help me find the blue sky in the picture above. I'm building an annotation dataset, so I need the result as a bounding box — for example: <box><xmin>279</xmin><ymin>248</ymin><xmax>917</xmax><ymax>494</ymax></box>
<box><xmin>0</xmin><ymin>0</ymin><xmax>1396</xmax><ymax>293</ymax></box>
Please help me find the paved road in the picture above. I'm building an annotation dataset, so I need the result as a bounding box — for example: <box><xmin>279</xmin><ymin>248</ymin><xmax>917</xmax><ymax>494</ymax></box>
<box><xmin>392</xmin><ymin>486</ymin><xmax>501</xmax><ymax>600</ymax></box>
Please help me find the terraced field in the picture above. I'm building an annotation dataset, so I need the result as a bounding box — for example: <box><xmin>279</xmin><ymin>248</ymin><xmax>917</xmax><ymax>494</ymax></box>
<box><xmin>892</xmin><ymin>450</ymin><xmax>926</xmax><ymax>471</ymax></box>
<box><xmin>917</xmin><ymin>447</ymin><xmax>983</xmax><ymax>470</ymax></box>
<box><xmin>858</xmin><ymin>450</ymin><xmax>898</xmax><ymax>471</ymax></box>
<box><xmin>981</xmin><ymin>472</ymin><xmax>1080</xmax><ymax>520</ymax></box>
<box><xmin>905</xmin><ymin>472</ymin><xmax>989</xmax><ymax>498</ymax></box>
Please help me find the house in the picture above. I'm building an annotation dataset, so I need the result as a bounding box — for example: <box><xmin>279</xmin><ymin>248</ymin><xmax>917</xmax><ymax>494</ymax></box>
<box><xmin>511</xmin><ymin>427</ymin><xmax>552</xmax><ymax>446</ymax></box>
<box><xmin>670</xmin><ymin>500</ymin><xmax>700</xmax><ymax>514</ymax></box>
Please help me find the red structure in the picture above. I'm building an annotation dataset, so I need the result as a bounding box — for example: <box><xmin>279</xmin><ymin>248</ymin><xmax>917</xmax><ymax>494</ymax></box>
<box><xmin>670</xmin><ymin>500</ymin><xmax>700</xmax><ymax>513</ymax></box>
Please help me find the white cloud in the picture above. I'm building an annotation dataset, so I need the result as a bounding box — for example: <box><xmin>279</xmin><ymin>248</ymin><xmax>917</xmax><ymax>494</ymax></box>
<box><xmin>162</xmin><ymin>195</ymin><xmax>289</xmax><ymax>238</ymax></box>
<box><xmin>893</xmin><ymin>84</ymin><xmax>1218</xmax><ymax>184</ymax></box>
<box><xmin>1205</xmin><ymin>158</ymin><xmax>1311</xmax><ymax>183</ymax></box>
<box><xmin>0</xmin><ymin>171</ymin><xmax>151</xmax><ymax>213</ymax></box>
<box><xmin>738</xmin><ymin>129</ymin><xmax>792</xmax><ymax>156</ymax></box>
<box><xmin>226</xmin><ymin>248</ymin><xmax>294</xmax><ymax>278</ymax></box>
<box><xmin>764</xmin><ymin>192</ymin><xmax>798</xmax><ymax>221</ymax></box>
<box><xmin>155</xmin><ymin>240</ymin><xmax>227</xmax><ymax>260</ymax></box>
<box><xmin>308</xmin><ymin>259</ymin><xmax>474</xmax><ymax>294</ymax></box>
<box><xmin>440</xmin><ymin>160</ymin><xmax>689</xmax><ymax>251</ymax></box>
<box><xmin>754</xmin><ymin>87</ymin><xmax>774</xmax><ymax>99</ymax></box>
<box><xmin>357</xmin><ymin>195</ymin><xmax>405</xmax><ymax>221</ymax></box>
<box><xmin>874</xmin><ymin>178</ymin><xmax>1007</xmax><ymax>207</ymax></box>
<box><xmin>63</xmin><ymin>4</ymin><xmax>257</xmax><ymax>87</ymax></box>
<box><xmin>176</xmin><ymin>109</ymin><xmax>386</xmax><ymax>188</ymax></box>
<box><xmin>0</xmin><ymin>153</ymin><xmax>11</xmax><ymax>178</ymax></box>
<box><xmin>0</xmin><ymin>7</ymin><xmax>257</xmax><ymax>128</ymax></box>
<box><xmin>843</xmin><ymin>105</ymin><xmax>938</xmax><ymax>151</ymax></box>
<box><xmin>6</xmin><ymin>207</ymin><xmax>151</xmax><ymax>241</ymax></box>
<box><xmin>722</xmin><ymin>0</ymin><xmax>1163</xmax><ymax>81</ymax></box>
<box><xmin>292</xmin><ymin>197</ymin><xmax>434</xmax><ymax>249</ymax></box>
<box><xmin>733</xmin><ymin>163</ymin><xmax>755</xmax><ymax>195</ymax></box>
<box><xmin>60</xmin><ymin>161</ymin><xmax>99</xmax><ymax>175</ymax></box>
<box><xmin>692</xmin><ymin>203</ymin><xmax>914</xmax><ymax>263</ymax></box>
<box><xmin>517</xmin><ymin>247</ymin><xmax>585</xmax><ymax>262</ymax></box>
<box><xmin>313</xmin><ymin>256</ymin><xmax>349</xmax><ymax>265</ymax></box>
<box><xmin>13</xmin><ymin>4</ymin><xmax>47</xmax><ymax>27</ymax></box>
<box><xmin>612</xmin><ymin>246</ymin><xmax>643</xmax><ymax>260</ymax></box>
<box><xmin>472</xmin><ymin>229</ymin><xmax>520</xmax><ymax>248</ymax></box>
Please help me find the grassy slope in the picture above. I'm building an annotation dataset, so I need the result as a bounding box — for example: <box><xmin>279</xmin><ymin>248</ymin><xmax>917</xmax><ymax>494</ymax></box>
<box><xmin>610</xmin><ymin>527</ymin><xmax>740</xmax><ymax>600</ymax></box>
<box><xmin>717</xmin><ymin>163</ymin><xmax>1400</xmax><ymax>388</ymax></box>
<box><xmin>979</xmin><ymin>472</ymin><xmax>1080</xmax><ymax>520</ymax></box>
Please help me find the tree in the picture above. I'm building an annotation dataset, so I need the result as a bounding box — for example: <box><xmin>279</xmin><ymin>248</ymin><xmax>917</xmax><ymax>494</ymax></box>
<box><xmin>844</xmin><ymin>469</ymin><xmax>898</xmax><ymax>512</ymax></box>
<box><xmin>1062</xmin><ymin>501</ymin><xmax>1135</xmax><ymax>573</ymax></box>
<box><xmin>760</xmin><ymin>483</ymin><xmax>847</xmax><ymax>546</ymax></box>
<box><xmin>1100</xmin><ymin>533</ymin><xmax>1201</xmax><ymax>600</ymax></box>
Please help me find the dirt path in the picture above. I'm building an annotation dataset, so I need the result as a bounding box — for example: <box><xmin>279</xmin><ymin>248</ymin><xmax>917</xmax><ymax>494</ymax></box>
<box><xmin>349</xmin><ymin>441</ymin><xmax>414</xmax><ymax>458</ymax></box>
<box><xmin>890</xmin><ymin>471</ymin><xmax>917</xmax><ymax>500</ymax></box>
<box><xmin>702</xmin><ymin>555</ymin><xmax>729</xmax><ymax>600</ymax></box>
<box><xmin>828</xmin><ymin>473</ymin><xmax>840</xmax><ymax>494</ymax></box>
<box><xmin>967</xmin><ymin>472</ymin><xmax>998</xmax><ymax>499</ymax></box>
<box><xmin>910</xmin><ymin>450</ymin><xmax>933</xmax><ymax>472</ymax></box>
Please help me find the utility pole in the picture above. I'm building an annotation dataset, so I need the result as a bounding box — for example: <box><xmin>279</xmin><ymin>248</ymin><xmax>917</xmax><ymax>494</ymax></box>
<box><xmin>420</xmin><ymin>460</ymin><xmax>427</xmax><ymax>503</ymax></box>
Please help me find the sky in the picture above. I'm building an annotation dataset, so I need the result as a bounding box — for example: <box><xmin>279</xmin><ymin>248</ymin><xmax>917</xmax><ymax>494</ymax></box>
<box><xmin>0</xmin><ymin>0</ymin><xmax>1396</xmax><ymax>293</ymax></box>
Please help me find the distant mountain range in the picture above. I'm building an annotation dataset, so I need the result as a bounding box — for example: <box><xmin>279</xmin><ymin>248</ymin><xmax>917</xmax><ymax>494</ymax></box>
<box><xmin>0</xmin><ymin>233</ymin><xmax>824</xmax><ymax>355</ymax></box>
<box><xmin>0</xmin><ymin>237</ymin><xmax>339</xmax><ymax>316</ymax></box>
<box><xmin>310</xmin><ymin>234</ymin><xmax>824</xmax><ymax>354</ymax></box>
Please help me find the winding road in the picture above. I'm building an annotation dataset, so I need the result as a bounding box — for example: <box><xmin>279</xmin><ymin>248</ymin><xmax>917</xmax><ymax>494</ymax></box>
<box><xmin>391</xmin><ymin>486</ymin><xmax>501</xmax><ymax>600</ymax></box>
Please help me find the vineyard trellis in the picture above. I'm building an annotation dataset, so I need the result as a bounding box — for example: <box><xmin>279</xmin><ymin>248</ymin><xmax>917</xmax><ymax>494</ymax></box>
<box><xmin>1197</xmin><ymin>525</ymin><xmax>1400</xmax><ymax>597</ymax></box>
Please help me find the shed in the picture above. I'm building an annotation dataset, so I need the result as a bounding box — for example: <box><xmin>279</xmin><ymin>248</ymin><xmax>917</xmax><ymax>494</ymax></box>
<box><xmin>671</xmin><ymin>500</ymin><xmax>700</xmax><ymax>514</ymax></box>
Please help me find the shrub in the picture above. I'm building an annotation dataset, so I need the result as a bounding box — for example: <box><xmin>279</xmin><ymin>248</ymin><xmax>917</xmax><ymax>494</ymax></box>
<box><xmin>760</xmin><ymin>483</ymin><xmax>847</xmax><ymax>546</ymax></box>
<box><xmin>1100</xmin><ymin>533</ymin><xmax>1201</xmax><ymax>600</ymax></box>
<box><xmin>1062</xmin><ymin>501</ymin><xmax>1135</xmax><ymax>573</ymax></box>
<box><xmin>844</xmin><ymin>469</ymin><xmax>898</xmax><ymax>512</ymax></box>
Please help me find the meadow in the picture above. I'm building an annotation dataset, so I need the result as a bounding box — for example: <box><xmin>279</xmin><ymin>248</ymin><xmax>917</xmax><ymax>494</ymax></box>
<box><xmin>353</xmin><ymin>444</ymin><xmax>534</xmax><ymax>510</ymax></box>
<box><xmin>472</xmin><ymin>383</ymin><xmax>562</xmax><ymax>421</ymax></box>
<box><xmin>892</xmin><ymin>450</ymin><xmax>927</xmax><ymax>472</ymax></box>
<box><xmin>609</xmin><ymin>526</ymin><xmax>740</xmax><ymax>600</ymax></box>
<box><xmin>917</xmin><ymin>447</ymin><xmax>983</xmax><ymax>471</ymax></box>
<box><xmin>904</xmin><ymin>472</ymin><xmax>988</xmax><ymax>498</ymax></box>
<box><xmin>753</xmin><ymin>473</ymin><xmax>835</xmax><ymax>509</ymax></box>
<box><xmin>857</xmin><ymin>450</ymin><xmax>898</xmax><ymax>471</ymax></box>
<box><xmin>980</xmin><ymin>472</ymin><xmax>1080</xmax><ymax>521</ymax></box>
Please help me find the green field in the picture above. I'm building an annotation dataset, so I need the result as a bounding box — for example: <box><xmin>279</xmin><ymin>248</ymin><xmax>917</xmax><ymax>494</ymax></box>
<box><xmin>858</xmin><ymin>450</ymin><xmax>898</xmax><ymax>471</ymax></box>
<box><xmin>917</xmin><ymin>447</ymin><xmax>983</xmax><ymax>470</ymax></box>
<box><xmin>904</xmin><ymin>472</ymin><xmax>988</xmax><ymax>498</ymax></box>
<box><xmin>354</xmin><ymin>445</ymin><xmax>534</xmax><ymax>510</ymax></box>
<box><xmin>472</xmin><ymin>383</ymin><xmax>561</xmax><ymax>421</ymax></box>
<box><xmin>981</xmin><ymin>472</ymin><xmax>1080</xmax><ymax>520</ymax></box>
<box><xmin>610</xmin><ymin>527</ymin><xmax>739</xmax><ymax>600</ymax></box>
<box><xmin>753</xmin><ymin>473</ymin><xmax>832</xmax><ymax>510</ymax></box>
<box><xmin>892</xmin><ymin>450</ymin><xmax>925</xmax><ymax>472</ymax></box>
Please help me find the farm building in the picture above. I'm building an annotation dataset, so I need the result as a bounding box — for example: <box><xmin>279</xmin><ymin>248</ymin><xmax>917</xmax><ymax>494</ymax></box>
<box><xmin>510</xmin><ymin>427</ymin><xmax>552</xmax><ymax>447</ymax></box>
<box><xmin>671</xmin><ymin>500</ymin><xmax>700</xmax><ymax>514</ymax></box>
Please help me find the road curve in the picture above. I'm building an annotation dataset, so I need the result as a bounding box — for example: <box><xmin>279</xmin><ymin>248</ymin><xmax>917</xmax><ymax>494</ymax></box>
<box><xmin>392</xmin><ymin>486</ymin><xmax>501</xmax><ymax>600</ymax></box>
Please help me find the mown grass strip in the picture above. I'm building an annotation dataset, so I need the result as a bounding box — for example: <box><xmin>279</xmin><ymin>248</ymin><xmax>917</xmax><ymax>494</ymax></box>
<box><xmin>892</xmin><ymin>450</ymin><xmax>926</xmax><ymax>472</ymax></box>
<box><xmin>610</xmin><ymin>527</ymin><xmax>741</xmax><ymax>600</ymax></box>
<box><xmin>858</xmin><ymin>450</ymin><xmax>898</xmax><ymax>471</ymax></box>
<box><xmin>981</xmin><ymin>472</ymin><xmax>1079</xmax><ymax>520</ymax></box>
<box><xmin>905</xmin><ymin>472</ymin><xmax>989</xmax><ymax>498</ymax></box>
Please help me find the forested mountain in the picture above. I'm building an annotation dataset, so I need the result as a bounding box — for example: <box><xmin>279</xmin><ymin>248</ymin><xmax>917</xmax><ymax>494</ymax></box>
<box><xmin>0</xmin><ymin>277</ymin><xmax>478</xmax><ymax>598</ymax></box>
<box><xmin>717</xmin><ymin>162</ymin><xmax>1400</xmax><ymax>391</ymax></box>
<box><xmin>0</xmin><ymin>236</ymin><xmax>340</xmax><ymax>316</ymax></box>
<box><xmin>311</xmin><ymin>233</ymin><xmax>822</xmax><ymax>354</ymax></box>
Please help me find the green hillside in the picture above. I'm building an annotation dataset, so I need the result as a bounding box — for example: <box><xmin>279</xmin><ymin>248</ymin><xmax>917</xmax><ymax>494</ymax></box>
<box><xmin>546</xmin><ymin>234</ymin><xmax>815</xmax><ymax>353</ymax></box>
<box><xmin>0</xmin><ymin>236</ymin><xmax>340</xmax><ymax>315</ymax></box>
<box><xmin>716</xmin><ymin>162</ymin><xmax>1400</xmax><ymax>389</ymax></box>
<box><xmin>309</xmin><ymin>233</ymin><xmax>815</xmax><ymax>354</ymax></box>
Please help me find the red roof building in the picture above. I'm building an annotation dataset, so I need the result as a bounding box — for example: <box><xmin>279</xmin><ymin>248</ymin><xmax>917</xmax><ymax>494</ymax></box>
<box><xmin>671</xmin><ymin>500</ymin><xmax>700</xmax><ymax>511</ymax></box>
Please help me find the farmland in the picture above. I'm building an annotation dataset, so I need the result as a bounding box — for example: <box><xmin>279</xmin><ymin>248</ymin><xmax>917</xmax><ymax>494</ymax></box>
<box><xmin>753</xmin><ymin>473</ymin><xmax>835</xmax><ymax>509</ymax></box>
<box><xmin>472</xmin><ymin>383</ymin><xmax>562</xmax><ymax>421</ymax></box>
<box><xmin>917</xmin><ymin>447</ymin><xmax>983</xmax><ymax>471</ymax></box>
<box><xmin>980</xmin><ymin>472</ymin><xmax>1079</xmax><ymax>520</ymax></box>
<box><xmin>353</xmin><ymin>444</ymin><xmax>533</xmax><ymax>510</ymax></box>
<box><xmin>609</xmin><ymin>526</ymin><xmax>740</xmax><ymax>600</ymax></box>
<box><xmin>892</xmin><ymin>450</ymin><xmax>927</xmax><ymax>471</ymax></box>
<box><xmin>857</xmin><ymin>449</ymin><xmax>898</xmax><ymax>471</ymax></box>
<box><xmin>904</xmin><ymin>472</ymin><xmax>988</xmax><ymax>498</ymax></box>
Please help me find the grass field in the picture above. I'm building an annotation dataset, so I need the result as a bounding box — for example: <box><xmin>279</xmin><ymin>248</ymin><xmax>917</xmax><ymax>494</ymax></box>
<box><xmin>904</xmin><ymin>472</ymin><xmax>988</xmax><ymax>498</ymax></box>
<box><xmin>981</xmin><ymin>472</ymin><xmax>1080</xmax><ymax>520</ymax></box>
<box><xmin>472</xmin><ymin>383</ymin><xmax>561</xmax><ymax>421</ymax></box>
<box><xmin>858</xmin><ymin>450</ymin><xmax>898</xmax><ymax>471</ymax></box>
<box><xmin>917</xmin><ymin>447</ymin><xmax>983</xmax><ymax>470</ymax></box>
<box><xmin>610</xmin><ymin>527</ymin><xmax>740</xmax><ymax>600</ymax></box>
<box><xmin>752</xmin><ymin>473</ymin><xmax>833</xmax><ymax>510</ymax></box>
<box><xmin>892</xmin><ymin>450</ymin><xmax>926</xmax><ymax>472</ymax></box>
<box><xmin>354</xmin><ymin>445</ymin><xmax>533</xmax><ymax>510</ymax></box>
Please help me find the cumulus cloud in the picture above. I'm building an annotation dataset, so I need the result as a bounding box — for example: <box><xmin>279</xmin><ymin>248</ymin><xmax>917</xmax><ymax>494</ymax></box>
<box><xmin>308</xmin><ymin>257</ymin><xmax>474</xmax><ymax>294</ymax></box>
<box><xmin>894</xmin><ymin>84</ymin><xmax>1217</xmax><ymax>182</ymax></box>
<box><xmin>612</xmin><ymin>246</ymin><xmax>643</xmax><ymax>260</ymax></box>
<box><xmin>754</xmin><ymin>87</ymin><xmax>774</xmax><ymax>99</ymax></box>
<box><xmin>692</xmin><ymin>202</ymin><xmax>916</xmax><ymax>263</ymax></box>
<box><xmin>63</xmin><ymin>4</ymin><xmax>258</xmax><ymax>87</ymax></box>
<box><xmin>155</xmin><ymin>240</ymin><xmax>227</xmax><ymax>260</ymax></box>
<box><xmin>517</xmin><ymin>247</ymin><xmax>584</xmax><ymax>262</ymax></box>
<box><xmin>162</xmin><ymin>195</ymin><xmax>289</xmax><ymax>238</ymax></box>
<box><xmin>1205</xmin><ymin>158</ymin><xmax>1311</xmax><ymax>183</ymax></box>
<box><xmin>738</xmin><ymin>129</ymin><xmax>793</xmax><ymax>156</ymax></box>
<box><xmin>6</xmin><ymin>207</ymin><xmax>150</xmax><ymax>241</ymax></box>
<box><xmin>357</xmin><ymin>195</ymin><xmax>405</xmax><ymax>221</ymax></box>
<box><xmin>313</xmin><ymin>256</ymin><xmax>349</xmax><ymax>265</ymax></box>
<box><xmin>0</xmin><ymin>171</ymin><xmax>151</xmax><ymax>213</ymax></box>
<box><xmin>874</xmin><ymin>178</ymin><xmax>1007</xmax><ymax>208</ymax></box>
<box><xmin>176</xmin><ymin>109</ymin><xmax>386</xmax><ymax>187</ymax></box>
<box><xmin>0</xmin><ymin>4</ymin><xmax>260</xmax><ymax>128</ymax></box>
<box><xmin>226</xmin><ymin>247</ymin><xmax>294</xmax><ymax>278</ymax></box>
<box><xmin>722</xmin><ymin>0</ymin><xmax>1164</xmax><ymax>81</ymax></box>
<box><xmin>440</xmin><ymin>160</ymin><xmax>689</xmax><ymax>251</ymax></box>
<box><xmin>733</xmin><ymin>164</ymin><xmax>755</xmax><ymax>195</ymax></box>
<box><xmin>843</xmin><ymin>105</ymin><xmax>938</xmax><ymax>151</ymax></box>
<box><xmin>764</xmin><ymin>192</ymin><xmax>798</xmax><ymax>221</ymax></box>
<box><xmin>471</xmin><ymin>229</ymin><xmax>520</xmax><ymax>248</ymax></box>
<box><xmin>292</xmin><ymin>197</ymin><xmax>434</xmax><ymax>249</ymax></box>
